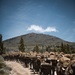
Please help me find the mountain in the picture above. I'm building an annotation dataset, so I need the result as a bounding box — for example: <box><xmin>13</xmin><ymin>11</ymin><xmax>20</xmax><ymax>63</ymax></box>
<box><xmin>3</xmin><ymin>33</ymin><xmax>75</xmax><ymax>51</ymax></box>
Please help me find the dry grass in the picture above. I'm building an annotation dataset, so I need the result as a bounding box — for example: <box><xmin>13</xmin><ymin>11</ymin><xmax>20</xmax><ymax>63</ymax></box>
<box><xmin>5</xmin><ymin>61</ymin><xmax>39</xmax><ymax>75</ymax></box>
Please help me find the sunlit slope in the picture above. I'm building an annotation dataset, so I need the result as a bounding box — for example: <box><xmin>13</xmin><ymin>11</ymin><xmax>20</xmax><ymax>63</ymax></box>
<box><xmin>3</xmin><ymin>33</ymin><xmax>75</xmax><ymax>51</ymax></box>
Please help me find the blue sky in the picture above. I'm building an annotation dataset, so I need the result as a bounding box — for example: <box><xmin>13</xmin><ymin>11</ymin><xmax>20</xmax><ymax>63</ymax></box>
<box><xmin>0</xmin><ymin>0</ymin><xmax>75</xmax><ymax>42</ymax></box>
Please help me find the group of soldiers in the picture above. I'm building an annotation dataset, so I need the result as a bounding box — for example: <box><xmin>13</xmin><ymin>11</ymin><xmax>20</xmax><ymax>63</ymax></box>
<box><xmin>2</xmin><ymin>51</ymin><xmax>75</xmax><ymax>75</ymax></box>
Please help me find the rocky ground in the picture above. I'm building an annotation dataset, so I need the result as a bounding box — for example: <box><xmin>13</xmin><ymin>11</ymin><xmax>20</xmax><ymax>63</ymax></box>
<box><xmin>5</xmin><ymin>61</ymin><xmax>39</xmax><ymax>75</ymax></box>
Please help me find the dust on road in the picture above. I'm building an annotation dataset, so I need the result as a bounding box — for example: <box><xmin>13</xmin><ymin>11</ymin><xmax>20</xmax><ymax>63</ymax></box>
<box><xmin>5</xmin><ymin>61</ymin><xmax>38</xmax><ymax>75</ymax></box>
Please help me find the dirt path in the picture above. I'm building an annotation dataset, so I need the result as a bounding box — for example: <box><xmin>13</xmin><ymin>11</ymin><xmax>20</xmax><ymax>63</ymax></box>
<box><xmin>5</xmin><ymin>61</ymin><xmax>38</xmax><ymax>75</ymax></box>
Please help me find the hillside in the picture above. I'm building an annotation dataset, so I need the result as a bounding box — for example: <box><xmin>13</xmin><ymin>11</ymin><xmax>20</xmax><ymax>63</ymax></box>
<box><xmin>3</xmin><ymin>33</ymin><xmax>75</xmax><ymax>51</ymax></box>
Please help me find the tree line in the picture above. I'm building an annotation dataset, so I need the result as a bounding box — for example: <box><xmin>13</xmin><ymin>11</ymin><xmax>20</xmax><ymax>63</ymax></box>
<box><xmin>18</xmin><ymin>37</ymin><xmax>75</xmax><ymax>54</ymax></box>
<box><xmin>0</xmin><ymin>34</ymin><xmax>5</xmax><ymax>54</ymax></box>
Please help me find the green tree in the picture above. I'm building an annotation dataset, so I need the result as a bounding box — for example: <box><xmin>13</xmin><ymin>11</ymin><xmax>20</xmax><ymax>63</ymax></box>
<box><xmin>60</xmin><ymin>42</ymin><xmax>64</xmax><ymax>52</ymax></box>
<box><xmin>53</xmin><ymin>47</ymin><xmax>57</xmax><ymax>52</ymax></box>
<box><xmin>0</xmin><ymin>34</ymin><xmax>5</xmax><ymax>54</ymax></box>
<box><xmin>33</xmin><ymin>45</ymin><xmax>39</xmax><ymax>53</ymax></box>
<box><xmin>66</xmin><ymin>44</ymin><xmax>70</xmax><ymax>53</ymax></box>
<box><xmin>66</xmin><ymin>44</ymin><xmax>73</xmax><ymax>54</ymax></box>
<box><xmin>18</xmin><ymin>37</ymin><xmax>25</xmax><ymax>52</ymax></box>
<box><xmin>60</xmin><ymin>43</ymin><xmax>72</xmax><ymax>54</ymax></box>
<box><xmin>70</xmin><ymin>46</ymin><xmax>75</xmax><ymax>53</ymax></box>
<box><xmin>64</xmin><ymin>44</ymin><xmax>68</xmax><ymax>53</ymax></box>
<box><xmin>46</xmin><ymin>46</ymin><xmax>48</xmax><ymax>52</ymax></box>
<box><xmin>46</xmin><ymin>46</ymin><xmax>51</xmax><ymax>52</ymax></box>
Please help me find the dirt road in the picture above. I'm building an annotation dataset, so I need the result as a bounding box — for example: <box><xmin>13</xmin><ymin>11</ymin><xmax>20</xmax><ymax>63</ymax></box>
<box><xmin>5</xmin><ymin>61</ymin><xmax>38</xmax><ymax>75</ymax></box>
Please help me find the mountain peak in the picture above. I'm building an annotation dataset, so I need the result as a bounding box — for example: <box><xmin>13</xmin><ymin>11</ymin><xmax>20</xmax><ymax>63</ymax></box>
<box><xmin>3</xmin><ymin>33</ymin><xmax>75</xmax><ymax>51</ymax></box>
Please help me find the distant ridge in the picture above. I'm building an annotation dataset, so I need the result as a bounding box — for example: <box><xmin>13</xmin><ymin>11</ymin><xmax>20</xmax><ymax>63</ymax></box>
<box><xmin>3</xmin><ymin>33</ymin><xmax>75</xmax><ymax>51</ymax></box>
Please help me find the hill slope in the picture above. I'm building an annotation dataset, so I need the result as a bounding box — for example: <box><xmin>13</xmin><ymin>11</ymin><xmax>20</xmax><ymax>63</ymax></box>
<box><xmin>3</xmin><ymin>33</ymin><xmax>75</xmax><ymax>51</ymax></box>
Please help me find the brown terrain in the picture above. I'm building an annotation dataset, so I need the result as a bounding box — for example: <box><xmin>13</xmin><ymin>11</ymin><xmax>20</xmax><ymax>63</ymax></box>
<box><xmin>3</xmin><ymin>33</ymin><xmax>75</xmax><ymax>51</ymax></box>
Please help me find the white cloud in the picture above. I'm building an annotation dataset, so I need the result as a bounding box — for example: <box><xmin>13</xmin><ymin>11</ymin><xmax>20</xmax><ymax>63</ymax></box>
<box><xmin>27</xmin><ymin>25</ymin><xmax>57</xmax><ymax>33</ymax></box>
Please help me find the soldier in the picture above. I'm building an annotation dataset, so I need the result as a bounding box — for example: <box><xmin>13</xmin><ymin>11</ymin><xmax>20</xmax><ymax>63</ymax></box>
<box><xmin>40</xmin><ymin>63</ymin><xmax>51</xmax><ymax>75</ymax></box>
<box><xmin>51</xmin><ymin>59</ymin><xmax>58</xmax><ymax>75</ymax></box>
<box><xmin>67</xmin><ymin>60</ymin><xmax>75</xmax><ymax>75</ymax></box>
<box><xmin>57</xmin><ymin>56</ymin><xmax>70</xmax><ymax>75</ymax></box>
